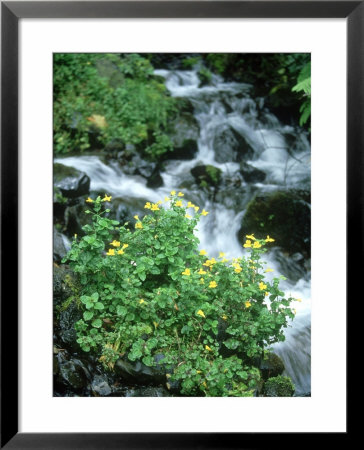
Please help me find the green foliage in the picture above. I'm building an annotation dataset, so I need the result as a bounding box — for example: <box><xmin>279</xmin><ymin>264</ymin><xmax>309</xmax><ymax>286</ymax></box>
<box><xmin>198</xmin><ymin>67</ymin><xmax>213</xmax><ymax>87</ymax></box>
<box><xmin>54</xmin><ymin>53</ymin><xmax>176</xmax><ymax>159</ymax></box>
<box><xmin>62</xmin><ymin>192</ymin><xmax>298</xmax><ymax>396</ymax></box>
<box><xmin>292</xmin><ymin>62</ymin><xmax>311</xmax><ymax>126</ymax></box>
<box><xmin>264</xmin><ymin>375</ymin><xmax>295</xmax><ymax>397</ymax></box>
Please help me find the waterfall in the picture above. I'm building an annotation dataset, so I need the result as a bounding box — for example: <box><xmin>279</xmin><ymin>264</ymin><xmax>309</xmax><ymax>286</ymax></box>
<box><xmin>55</xmin><ymin>68</ymin><xmax>311</xmax><ymax>395</ymax></box>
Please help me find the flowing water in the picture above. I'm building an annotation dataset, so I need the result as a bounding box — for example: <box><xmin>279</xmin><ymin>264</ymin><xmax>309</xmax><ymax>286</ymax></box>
<box><xmin>56</xmin><ymin>69</ymin><xmax>311</xmax><ymax>395</ymax></box>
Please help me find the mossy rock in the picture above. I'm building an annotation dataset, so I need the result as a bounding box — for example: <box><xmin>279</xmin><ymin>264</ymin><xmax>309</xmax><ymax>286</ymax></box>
<box><xmin>191</xmin><ymin>164</ymin><xmax>222</xmax><ymax>188</ymax></box>
<box><xmin>263</xmin><ymin>375</ymin><xmax>295</xmax><ymax>397</ymax></box>
<box><xmin>239</xmin><ymin>189</ymin><xmax>311</xmax><ymax>257</ymax></box>
<box><xmin>259</xmin><ymin>352</ymin><xmax>285</xmax><ymax>381</ymax></box>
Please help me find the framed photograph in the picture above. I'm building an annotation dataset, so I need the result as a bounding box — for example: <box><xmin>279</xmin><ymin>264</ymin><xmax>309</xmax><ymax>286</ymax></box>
<box><xmin>2</xmin><ymin>1</ymin><xmax>355</xmax><ymax>448</ymax></box>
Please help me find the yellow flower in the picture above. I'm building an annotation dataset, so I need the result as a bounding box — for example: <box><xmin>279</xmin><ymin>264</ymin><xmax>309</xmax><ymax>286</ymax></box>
<box><xmin>253</xmin><ymin>241</ymin><xmax>262</xmax><ymax>249</ymax></box>
<box><xmin>151</xmin><ymin>204</ymin><xmax>160</xmax><ymax>211</ymax></box>
<box><xmin>243</xmin><ymin>240</ymin><xmax>252</xmax><ymax>248</ymax></box>
<box><xmin>196</xmin><ymin>370</ymin><xmax>202</xmax><ymax>374</ymax></box>
<box><xmin>74</xmin><ymin>234</ymin><xmax>77</xmax><ymax>239</ymax></box>
<box><xmin>153</xmin><ymin>321</ymin><xmax>159</xmax><ymax>328</ymax></box>
<box><xmin>222</xmin><ymin>315</ymin><xmax>227</xmax><ymax>320</ymax></box>
<box><xmin>175</xmin><ymin>200</ymin><xmax>183</xmax><ymax>207</ymax></box>
<box><xmin>246</xmin><ymin>234</ymin><xmax>256</xmax><ymax>240</ymax></box>
<box><xmin>219</xmin><ymin>252</ymin><xmax>226</xmax><ymax>258</ymax></box>
<box><xmin>139</xmin><ymin>299</ymin><xmax>146</xmax><ymax>304</ymax></box>
<box><xmin>265</xmin><ymin>292</ymin><xmax>269</xmax><ymax>296</ymax></box>
<box><xmin>265</xmin><ymin>268</ymin><xmax>274</xmax><ymax>273</ymax></box>
<box><xmin>293</xmin><ymin>308</ymin><xmax>297</xmax><ymax>314</ymax></box>
<box><xmin>156</xmin><ymin>200</ymin><xmax>163</xmax><ymax>205</ymax></box>
<box><xmin>187</xmin><ymin>201</ymin><xmax>194</xmax><ymax>208</ymax></box>
<box><xmin>198</xmin><ymin>269</ymin><xmax>207</xmax><ymax>275</ymax></box>
<box><xmin>196</xmin><ymin>310</ymin><xmax>206</xmax><ymax>318</ymax></box>
<box><xmin>111</xmin><ymin>240</ymin><xmax>120</xmax><ymax>247</ymax></box>
<box><xmin>134</xmin><ymin>215</ymin><xmax>139</xmax><ymax>220</ymax></box>
<box><xmin>266</xmin><ymin>235</ymin><xmax>275</xmax><ymax>243</ymax></box>
<box><xmin>194</xmin><ymin>206</ymin><xmax>199</xmax><ymax>212</ymax></box>
<box><xmin>122</xmin><ymin>243</ymin><xmax>129</xmax><ymax>249</ymax></box>
<box><xmin>170</xmin><ymin>190</ymin><xmax>176</xmax><ymax>196</ymax></box>
<box><xmin>200</xmin><ymin>278</ymin><xmax>205</xmax><ymax>284</ymax></box>
<box><xmin>221</xmin><ymin>258</ymin><xmax>229</xmax><ymax>263</ymax></box>
<box><xmin>209</xmin><ymin>281</ymin><xmax>217</xmax><ymax>288</ymax></box>
<box><xmin>86</xmin><ymin>197</ymin><xmax>94</xmax><ymax>203</ymax></box>
<box><xmin>296</xmin><ymin>298</ymin><xmax>302</xmax><ymax>303</ymax></box>
<box><xmin>182</xmin><ymin>268</ymin><xmax>191</xmax><ymax>276</ymax></box>
<box><xmin>202</xmin><ymin>381</ymin><xmax>207</xmax><ymax>388</ymax></box>
<box><xmin>200</xmin><ymin>249</ymin><xmax>207</xmax><ymax>256</ymax></box>
<box><xmin>144</xmin><ymin>202</ymin><xmax>152</xmax><ymax>209</ymax></box>
<box><xmin>177</xmin><ymin>192</ymin><xmax>184</xmax><ymax>197</ymax></box>
<box><xmin>201</xmin><ymin>209</ymin><xmax>209</xmax><ymax>216</ymax></box>
<box><xmin>234</xmin><ymin>266</ymin><xmax>242</xmax><ymax>274</ymax></box>
<box><xmin>102</xmin><ymin>194</ymin><xmax>112</xmax><ymax>202</ymax></box>
<box><xmin>164</xmin><ymin>197</ymin><xmax>170</xmax><ymax>202</ymax></box>
<box><xmin>245</xmin><ymin>301</ymin><xmax>252</xmax><ymax>308</ymax></box>
<box><xmin>205</xmin><ymin>345</ymin><xmax>212</xmax><ymax>352</ymax></box>
<box><xmin>259</xmin><ymin>282</ymin><xmax>267</xmax><ymax>290</ymax></box>
<box><xmin>117</xmin><ymin>249</ymin><xmax>124</xmax><ymax>255</ymax></box>
<box><xmin>106</xmin><ymin>249</ymin><xmax>115</xmax><ymax>256</ymax></box>
<box><xmin>135</xmin><ymin>222</ymin><xmax>143</xmax><ymax>229</ymax></box>
<box><xmin>185</xmin><ymin>214</ymin><xmax>192</xmax><ymax>219</ymax></box>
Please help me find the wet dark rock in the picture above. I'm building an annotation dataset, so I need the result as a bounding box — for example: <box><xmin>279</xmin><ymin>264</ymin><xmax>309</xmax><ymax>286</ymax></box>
<box><xmin>263</xmin><ymin>375</ymin><xmax>295</xmax><ymax>397</ymax></box>
<box><xmin>191</xmin><ymin>164</ymin><xmax>222</xmax><ymax>188</ymax></box>
<box><xmin>122</xmin><ymin>154</ymin><xmax>157</xmax><ymax>179</ymax></box>
<box><xmin>115</xmin><ymin>356</ymin><xmax>167</xmax><ymax>385</ymax></box>
<box><xmin>239</xmin><ymin>189</ymin><xmax>311</xmax><ymax>257</ymax></box>
<box><xmin>125</xmin><ymin>386</ymin><xmax>171</xmax><ymax>397</ymax></box>
<box><xmin>167</xmin><ymin>110</ymin><xmax>199</xmax><ymax>160</ymax></box>
<box><xmin>54</xmin><ymin>228</ymin><xmax>71</xmax><ymax>263</ymax></box>
<box><xmin>239</xmin><ymin>162</ymin><xmax>266</xmax><ymax>183</ymax></box>
<box><xmin>91</xmin><ymin>374</ymin><xmax>112</xmax><ymax>396</ymax></box>
<box><xmin>57</xmin><ymin>358</ymin><xmax>91</xmax><ymax>392</ymax></box>
<box><xmin>146</xmin><ymin>169</ymin><xmax>164</xmax><ymax>188</ymax></box>
<box><xmin>213</xmin><ymin>124</ymin><xmax>254</xmax><ymax>163</ymax></box>
<box><xmin>272</xmin><ymin>249</ymin><xmax>310</xmax><ymax>283</ymax></box>
<box><xmin>53</xmin><ymin>264</ymin><xmax>78</xmax><ymax>307</ymax></box>
<box><xmin>63</xmin><ymin>203</ymin><xmax>93</xmax><ymax>238</ymax></box>
<box><xmin>258</xmin><ymin>352</ymin><xmax>285</xmax><ymax>381</ymax></box>
<box><xmin>54</xmin><ymin>163</ymin><xmax>91</xmax><ymax>199</ymax></box>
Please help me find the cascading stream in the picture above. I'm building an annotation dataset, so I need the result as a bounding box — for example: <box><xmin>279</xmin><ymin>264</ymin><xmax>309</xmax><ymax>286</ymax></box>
<box><xmin>56</xmin><ymin>68</ymin><xmax>311</xmax><ymax>395</ymax></box>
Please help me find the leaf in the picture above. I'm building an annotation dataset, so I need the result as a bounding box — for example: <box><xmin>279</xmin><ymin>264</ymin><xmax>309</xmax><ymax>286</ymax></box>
<box><xmin>83</xmin><ymin>311</ymin><xmax>94</xmax><ymax>321</ymax></box>
<box><xmin>116</xmin><ymin>305</ymin><xmax>127</xmax><ymax>316</ymax></box>
<box><xmin>138</xmin><ymin>272</ymin><xmax>146</xmax><ymax>281</ymax></box>
<box><xmin>91</xmin><ymin>292</ymin><xmax>99</xmax><ymax>302</ymax></box>
<box><xmin>80</xmin><ymin>295</ymin><xmax>90</xmax><ymax>304</ymax></box>
<box><xmin>94</xmin><ymin>302</ymin><xmax>104</xmax><ymax>310</ymax></box>
<box><xmin>91</xmin><ymin>318</ymin><xmax>102</xmax><ymax>328</ymax></box>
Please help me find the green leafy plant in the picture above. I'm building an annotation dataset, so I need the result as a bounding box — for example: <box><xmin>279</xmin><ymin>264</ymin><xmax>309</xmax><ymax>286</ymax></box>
<box><xmin>54</xmin><ymin>53</ymin><xmax>176</xmax><ymax>159</ymax></box>
<box><xmin>62</xmin><ymin>192</ymin><xmax>298</xmax><ymax>396</ymax></box>
<box><xmin>292</xmin><ymin>61</ymin><xmax>311</xmax><ymax>126</ymax></box>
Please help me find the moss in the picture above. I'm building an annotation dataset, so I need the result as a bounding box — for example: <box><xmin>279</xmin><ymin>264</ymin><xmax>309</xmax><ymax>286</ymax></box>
<box><xmin>239</xmin><ymin>189</ymin><xmax>310</xmax><ymax>257</ymax></box>
<box><xmin>205</xmin><ymin>165</ymin><xmax>221</xmax><ymax>185</ymax></box>
<box><xmin>263</xmin><ymin>375</ymin><xmax>295</xmax><ymax>397</ymax></box>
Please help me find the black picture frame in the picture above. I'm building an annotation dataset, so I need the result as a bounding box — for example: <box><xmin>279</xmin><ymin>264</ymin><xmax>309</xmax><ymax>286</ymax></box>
<box><xmin>1</xmin><ymin>1</ymin><xmax>356</xmax><ymax>448</ymax></box>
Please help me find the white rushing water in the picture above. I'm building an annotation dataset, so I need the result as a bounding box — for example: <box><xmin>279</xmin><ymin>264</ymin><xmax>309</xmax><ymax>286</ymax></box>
<box><xmin>56</xmin><ymin>68</ymin><xmax>311</xmax><ymax>394</ymax></box>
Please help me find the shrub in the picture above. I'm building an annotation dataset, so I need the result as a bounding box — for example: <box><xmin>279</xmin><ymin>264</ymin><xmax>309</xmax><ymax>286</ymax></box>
<box><xmin>54</xmin><ymin>53</ymin><xmax>176</xmax><ymax>159</ymax></box>
<box><xmin>62</xmin><ymin>193</ymin><xmax>297</xmax><ymax>396</ymax></box>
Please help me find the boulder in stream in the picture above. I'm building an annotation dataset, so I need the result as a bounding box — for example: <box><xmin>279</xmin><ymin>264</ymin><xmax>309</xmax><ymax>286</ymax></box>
<box><xmin>54</xmin><ymin>163</ymin><xmax>91</xmax><ymax>199</ymax></box>
<box><xmin>263</xmin><ymin>375</ymin><xmax>295</xmax><ymax>397</ymax></box>
<box><xmin>191</xmin><ymin>164</ymin><xmax>222</xmax><ymax>188</ymax></box>
<box><xmin>213</xmin><ymin>124</ymin><xmax>254</xmax><ymax>163</ymax></box>
<box><xmin>239</xmin><ymin>189</ymin><xmax>311</xmax><ymax>257</ymax></box>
